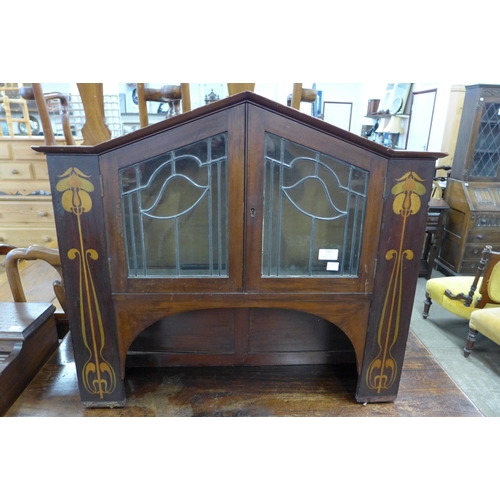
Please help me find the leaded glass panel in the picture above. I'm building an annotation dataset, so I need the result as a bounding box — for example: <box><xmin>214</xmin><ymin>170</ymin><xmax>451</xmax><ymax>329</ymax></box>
<box><xmin>262</xmin><ymin>133</ymin><xmax>368</xmax><ymax>277</ymax></box>
<box><xmin>120</xmin><ymin>133</ymin><xmax>228</xmax><ymax>277</ymax></box>
<box><xmin>470</xmin><ymin>102</ymin><xmax>500</xmax><ymax>178</ymax></box>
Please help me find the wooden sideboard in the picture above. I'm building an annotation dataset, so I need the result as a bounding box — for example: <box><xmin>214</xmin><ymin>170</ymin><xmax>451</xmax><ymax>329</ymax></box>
<box><xmin>0</xmin><ymin>136</ymin><xmax>66</xmax><ymax>250</ymax></box>
<box><xmin>36</xmin><ymin>91</ymin><xmax>446</xmax><ymax>407</ymax></box>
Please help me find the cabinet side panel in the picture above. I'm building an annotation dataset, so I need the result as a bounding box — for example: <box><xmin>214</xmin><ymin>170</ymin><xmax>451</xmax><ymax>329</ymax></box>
<box><xmin>356</xmin><ymin>158</ymin><xmax>435</xmax><ymax>402</ymax></box>
<box><xmin>47</xmin><ymin>154</ymin><xmax>125</xmax><ymax>406</ymax></box>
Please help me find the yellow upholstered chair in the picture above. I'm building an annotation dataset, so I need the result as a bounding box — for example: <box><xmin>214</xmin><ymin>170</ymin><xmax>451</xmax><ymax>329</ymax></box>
<box><xmin>464</xmin><ymin>308</ymin><xmax>500</xmax><ymax>357</ymax></box>
<box><xmin>423</xmin><ymin>245</ymin><xmax>500</xmax><ymax>321</ymax></box>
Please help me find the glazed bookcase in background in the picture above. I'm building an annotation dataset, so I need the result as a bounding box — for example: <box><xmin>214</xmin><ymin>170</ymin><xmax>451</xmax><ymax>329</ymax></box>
<box><xmin>437</xmin><ymin>84</ymin><xmax>500</xmax><ymax>275</ymax></box>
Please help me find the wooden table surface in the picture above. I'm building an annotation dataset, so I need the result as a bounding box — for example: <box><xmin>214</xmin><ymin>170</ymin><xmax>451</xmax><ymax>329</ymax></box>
<box><xmin>0</xmin><ymin>248</ymin><xmax>484</xmax><ymax>417</ymax></box>
<box><xmin>5</xmin><ymin>327</ymin><xmax>483</xmax><ymax>417</ymax></box>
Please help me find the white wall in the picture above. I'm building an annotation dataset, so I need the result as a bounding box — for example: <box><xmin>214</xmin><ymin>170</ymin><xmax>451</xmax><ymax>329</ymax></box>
<box><xmin>313</xmin><ymin>82</ymin><xmax>455</xmax><ymax>153</ymax></box>
<box><xmin>317</xmin><ymin>83</ymin><xmax>382</xmax><ymax>134</ymax></box>
<box><xmin>410</xmin><ymin>83</ymin><xmax>452</xmax><ymax>153</ymax></box>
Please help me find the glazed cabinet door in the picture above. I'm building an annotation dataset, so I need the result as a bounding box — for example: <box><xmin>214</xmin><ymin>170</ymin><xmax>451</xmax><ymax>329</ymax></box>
<box><xmin>102</xmin><ymin>105</ymin><xmax>246</xmax><ymax>294</ymax></box>
<box><xmin>466</xmin><ymin>96</ymin><xmax>500</xmax><ymax>181</ymax></box>
<box><xmin>245</xmin><ymin>106</ymin><xmax>387</xmax><ymax>293</ymax></box>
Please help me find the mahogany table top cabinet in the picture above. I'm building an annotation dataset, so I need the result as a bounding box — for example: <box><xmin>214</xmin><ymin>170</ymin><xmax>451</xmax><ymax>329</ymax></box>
<box><xmin>34</xmin><ymin>92</ymin><xmax>446</xmax><ymax>407</ymax></box>
<box><xmin>437</xmin><ymin>84</ymin><xmax>500</xmax><ymax>275</ymax></box>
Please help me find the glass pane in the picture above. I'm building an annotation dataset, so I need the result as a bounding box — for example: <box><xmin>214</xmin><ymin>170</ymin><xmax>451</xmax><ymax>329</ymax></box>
<box><xmin>262</xmin><ymin>133</ymin><xmax>368</xmax><ymax>277</ymax></box>
<box><xmin>470</xmin><ymin>102</ymin><xmax>500</xmax><ymax>177</ymax></box>
<box><xmin>120</xmin><ymin>133</ymin><xmax>228</xmax><ymax>277</ymax></box>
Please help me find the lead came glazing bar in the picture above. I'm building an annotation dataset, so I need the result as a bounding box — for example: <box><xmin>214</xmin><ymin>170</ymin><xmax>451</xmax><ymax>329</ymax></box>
<box><xmin>261</xmin><ymin>133</ymin><xmax>368</xmax><ymax>278</ymax></box>
<box><xmin>119</xmin><ymin>133</ymin><xmax>229</xmax><ymax>277</ymax></box>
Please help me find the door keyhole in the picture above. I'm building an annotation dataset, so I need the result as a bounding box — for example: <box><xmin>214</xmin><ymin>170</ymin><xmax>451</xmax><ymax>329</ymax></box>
<box><xmin>250</xmin><ymin>207</ymin><xmax>256</xmax><ymax>217</ymax></box>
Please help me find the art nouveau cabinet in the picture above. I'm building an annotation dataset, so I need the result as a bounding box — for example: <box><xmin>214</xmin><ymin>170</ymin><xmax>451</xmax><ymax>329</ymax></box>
<box><xmin>437</xmin><ymin>84</ymin><xmax>500</xmax><ymax>275</ymax></box>
<box><xmin>35</xmin><ymin>92</ymin><xmax>445</xmax><ymax>406</ymax></box>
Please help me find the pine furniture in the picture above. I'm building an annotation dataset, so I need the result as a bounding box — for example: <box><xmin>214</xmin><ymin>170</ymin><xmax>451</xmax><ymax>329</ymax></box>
<box><xmin>0</xmin><ymin>136</ymin><xmax>66</xmax><ymax>249</ymax></box>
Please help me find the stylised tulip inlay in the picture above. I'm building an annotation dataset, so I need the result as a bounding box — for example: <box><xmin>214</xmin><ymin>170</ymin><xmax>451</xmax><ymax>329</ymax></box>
<box><xmin>57</xmin><ymin>168</ymin><xmax>117</xmax><ymax>398</ymax></box>
<box><xmin>367</xmin><ymin>172</ymin><xmax>426</xmax><ymax>393</ymax></box>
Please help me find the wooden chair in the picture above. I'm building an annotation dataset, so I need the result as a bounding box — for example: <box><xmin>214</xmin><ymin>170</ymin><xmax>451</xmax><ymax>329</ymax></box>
<box><xmin>22</xmin><ymin>83</ymin><xmax>112</xmax><ymax>146</ymax></box>
<box><xmin>0</xmin><ymin>244</ymin><xmax>16</xmax><ymax>255</ymax></box>
<box><xmin>136</xmin><ymin>83</ymin><xmax>314</xmax><ymax>126</ymax></box>
<box><xmin>20</xmin><ymin>85</ymin><xmax>76</xmax><ymax>145</ymax></box>
<box><xmin>227</xmin><ymin>83</ymin><xmax>255</xmax><ymax>95</ymax></box>
<box><xmin>136</xmin><ymin>83</ymin><xmax>258</xmax><ymax>127</ymax></box>
<box><xmin>0</xmin><ymin>83</ymin><xmax>33</xmax><ymax>137</ymax></box>
<box><xmin>4</xmin><ymin>245</ymin><xmax>66</xmax><ymax>315</ymax></box>
<box><xmin>423</xmin><ymin>245</ymin><xmax>500</xmax><ymax>321</ymax></box>
<box><xmin>288</xmin><ymin>84</ymin><xmax>318</xmax><ymax>110</ymax></box>
<box><xmin>0</xmin><ymin>244</ymin><xmax>61</xmax><ymax>415</ymax></box>
<box><xmin>3</xmin><ymin>245</ymin><xmax>68</xmax><ymax>340</ymax></box>
<box><xmin>136</xmin><ymin>83</ymin><xmax>191</xmax><ymax>127</ymax></box>
<box><xmin>420</xmin><ymin>165</ymin><xmax>452</xmax><ymax>279</ymax></box>
<box><xmin>431</xmin><ymin>165</ymin><xmax>451</xmax><ymax>199</ymax></box>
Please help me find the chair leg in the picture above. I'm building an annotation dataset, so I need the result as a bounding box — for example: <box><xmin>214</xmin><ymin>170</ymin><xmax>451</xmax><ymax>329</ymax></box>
<box><xmin>423</xmin><ymin>291</ymin><xmax>432</xmax><ymax>319</ymax></box>
<box><xmin>464</xmin><ymin>328</ymin><xmax>478</xmax><ymax>358</ymax></box>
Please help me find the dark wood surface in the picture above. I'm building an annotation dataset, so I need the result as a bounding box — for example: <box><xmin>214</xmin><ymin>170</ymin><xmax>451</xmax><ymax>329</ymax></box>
<box><xmin>4</xmin><ymin>329</ymin><xmax>482</xmax><ymax>417</ymax></box>
<box><xmin>0</xmin><ymin>257</ymin><xmax>68</xmax><ymax>338</ymax></box>
<box><xmin>438</xmin><ymin>85</ymin><xmax>500</xmax><ymax>275</ymax></box>
<box><xmin>0</xmin><ymin>302</ymin><xmax>59</xmax><ymax>416</ymax></box>
<box><xmin>439</xmin><ymin>179</ymin><xmax>500</xmax><ymax>275</ymax></box>
<box><xmin>0</xmin><ymin>258</ymin><xmax>60</xmax><ymax>304</ymax></box>
<box><xmin>420</xmin><ymin>198</ymin><xmax>449</xmax><ymax>279</ymax></box>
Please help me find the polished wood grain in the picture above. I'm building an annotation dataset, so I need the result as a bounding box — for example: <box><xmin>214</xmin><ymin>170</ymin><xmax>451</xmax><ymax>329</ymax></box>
<box><xmin>76</xmin><ymin>83</ymin><xmax>112</xmax><ymax>145</ymax></box>
<box><xmin>0</xmin><ymin>255</ymin><xmax>67</xmax><ymax>337</ymax></box>
<box><xmin>0</xmin><ymin>302</ymin><xmax>58</xmax><ymax>416</ymax></box>
<box><xmin>31</xmin><ymin>84</ymin><xmax>57</xmax><ymax>145</ymax></box>
<box><xmin>21</xmin><ymin>86</ymin><xmax>75</xmax><ymax>145</ymax></box>
<box><xmin>137</xmin><ymin>83</ymin><xmax>192</xmax><ymax>127</ymax></box>
<box><xmin>4</xmin><ymin>329</ymin><xmax>482</xmax><ymax>417</ymax></box>
<box><xmin>5</xmin><ymin>246</ymin><xmax>66</xmax><ymax>313</ymax></box>
<box><xmin>227</xmin><ymin>83</ymin><xmax>255</xmax><ymax>95</ymax></box>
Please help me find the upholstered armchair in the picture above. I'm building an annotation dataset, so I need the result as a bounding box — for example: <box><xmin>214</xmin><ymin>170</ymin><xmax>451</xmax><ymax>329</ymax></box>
<box><xmin>423</xmin><ymin>245</ymin><xmax>500</xmax><ymax>321</ymax></box>
<box><xmin>465</xmin><ymin>308</ymin><xmax>500</xmax><ymax>357</ymax></box>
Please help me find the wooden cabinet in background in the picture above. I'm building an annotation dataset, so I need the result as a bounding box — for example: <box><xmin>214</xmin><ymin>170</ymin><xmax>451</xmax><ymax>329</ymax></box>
<box><xmin>0</xmin><ymin>137</ymin><xmax>63</xmax><ymax>250</ymax></box>
<box><xmin>437</xmin><ymin>84</ymin><xmax>500</xmax><ymax>275</ymax></box>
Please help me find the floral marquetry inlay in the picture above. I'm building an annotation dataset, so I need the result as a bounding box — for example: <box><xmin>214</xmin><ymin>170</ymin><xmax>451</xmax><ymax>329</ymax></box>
<box><xmin>366</xmin><ymin>171</ymin><xmax>426</xmax><ymax>393</ymax></box>
<box><xmin>56</xmin><ymin>167</ymin><xmax>117</xmax><ymax>398</ymax></box>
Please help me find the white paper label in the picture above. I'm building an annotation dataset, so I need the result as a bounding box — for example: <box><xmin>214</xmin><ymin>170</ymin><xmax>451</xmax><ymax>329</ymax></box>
<box><xmin>318</xmin><ymin>249</ymin><xmax>339</xmax><ymax>261</ymax></box>
<box><xmin>326</xmin><ymin>262</ymin><xmax>340</xmax><ymax>271</ymax></box>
